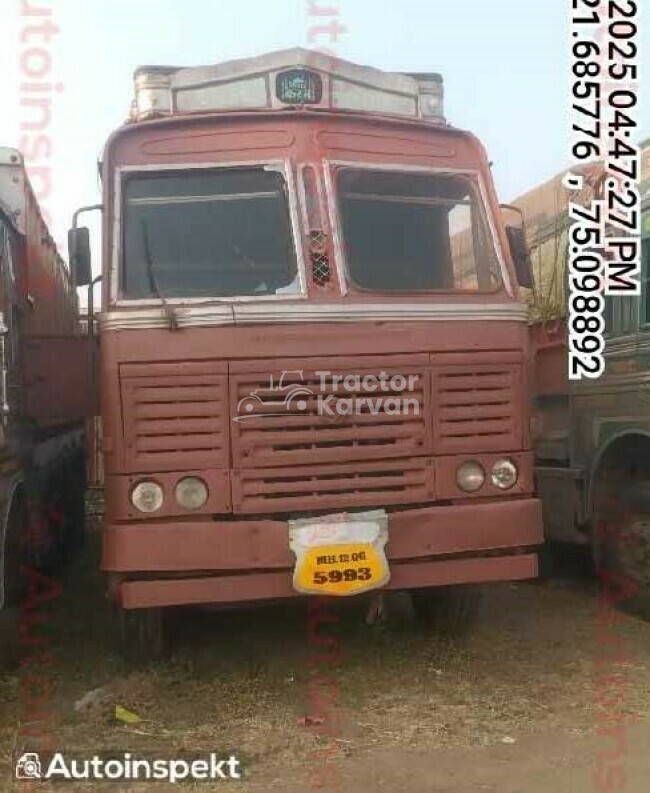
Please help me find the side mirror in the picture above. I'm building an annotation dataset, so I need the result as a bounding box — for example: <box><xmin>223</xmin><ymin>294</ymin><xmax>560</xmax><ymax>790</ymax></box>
<box><xmin>68</xmin><ymin>227</ymin><xmax>91</xmax><ymax>287</ymax></box>
<box><xmin>504</xmin><ymin>224</ymin><xmax>534</xmax><ymax>290</ymax></box>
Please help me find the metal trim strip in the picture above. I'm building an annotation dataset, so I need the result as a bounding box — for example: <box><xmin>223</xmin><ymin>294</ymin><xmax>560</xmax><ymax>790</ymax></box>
<box><xmin>100</xmin><ymin>301</ymin><xmax>529</xmax><ymax>331</ymax></box>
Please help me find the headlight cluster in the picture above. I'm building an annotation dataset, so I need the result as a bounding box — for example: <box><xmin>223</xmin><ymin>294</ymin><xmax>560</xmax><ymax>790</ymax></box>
<box><xmin>175</xmin><ymin>477</ymin><xmax>209</xmax><ymax>510</ymax></box>
<box><xmin>491</xmin><ymin>459</ymin><xmax>518</xmax><ymax>490</ymax></box>
<box><xmin>455</xmin><ymin>461</ymin><xmax>485</xmax><ymax>493</ymax></box>
<box><xmin>131</xmin><ymin>481</ymin><xmax>164</xmax><ymax>513</ymax></box>
<box><xmin>130</xmin><ymin>477</ymin><xmax>209</xmax><ymax>513</ymax></box>
<box><xmin>456</xmin><ymin>459</ymin><xmax>518</xmax><ymax>493</ymax></box>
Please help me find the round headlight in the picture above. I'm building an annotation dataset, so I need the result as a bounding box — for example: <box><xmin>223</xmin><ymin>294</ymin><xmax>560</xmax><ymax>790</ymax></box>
<box><xmin>131</xmin><ymin>481</ymin><xmax>164</xmax><ymax>513</ymax></box>
<box><xmin>175</xmin><ymin>477</ymin><xmax>209</xmax><ymax>510</ymax></box>
<box><xmin>491</xmin><ymin>459</ymin><xmax>518</xmax><ymax>490</ymax></box>
<box><xmin>456</xmin><ymin>461</ymin><xmax>485</xmax><ymax>493</ymax></box>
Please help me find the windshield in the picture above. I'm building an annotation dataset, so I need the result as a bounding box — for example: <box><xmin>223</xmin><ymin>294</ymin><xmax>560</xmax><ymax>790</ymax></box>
<box><xmin>122</xmin><ymin>167</ymin><xmax>299</xmax><ymax>299</ymax></box>
<box><xmin>337</xmin><ymin>169</ymin><xmax>501</xmax><ymax>292</ymax></box>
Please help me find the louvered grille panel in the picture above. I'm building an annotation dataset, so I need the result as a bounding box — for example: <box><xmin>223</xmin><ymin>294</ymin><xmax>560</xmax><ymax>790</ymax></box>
<box><xmin>434</xmin><ymin>364</ymin><xmax>521</xmax><ymax>453</ymax></box>
<box><xmin>232</xmin><ymin>457</ymin><xmax>434</xmax><ymax>514</ymax></box>
<box><xmin>121</xmin><ymin>363</ymin><xmax>229</xmax><ymax>472</ymax></box>
<box><xmin>231</xmin><ymin>369</ymin><xmax>429</xmax><ymax>468</ymax></box>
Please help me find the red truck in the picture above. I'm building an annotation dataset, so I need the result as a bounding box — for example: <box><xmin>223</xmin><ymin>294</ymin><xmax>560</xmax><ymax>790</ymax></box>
<box><xmin>0</xmin><ymin>147</ymin><xmax>90</xmax><ymax>664</ymax></box>
<box><xmin>69</xmin><ymin>49</ymin><xmax>543</xmax><ymax>660</ymax></box>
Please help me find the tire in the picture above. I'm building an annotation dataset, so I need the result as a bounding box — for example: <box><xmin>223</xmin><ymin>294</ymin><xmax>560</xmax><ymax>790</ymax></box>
<box><xmin>4</xmin><ymin>491</ymin><xmax>28</xmax><ymax>606</ymax></box>
<box><xmin>117</xmin><ymin>607</ymin><xmax>167</xmax><ymax>664</ymax></box>
<box><xmin>1</xmin><ymin>493</ymin><xmax>28</xmax><ymax>671</ymax></box>
<box><xmin>0</xmin><ymin>607</ymin><xmax>20</xmax><ymax>671</ymax></box>
<box><xmin>411</xmin><ymin>585</ymin><xmax>483</xmax><ymax>636</ymax></box>
<box><xmin>593</xmin><ymin>481</ymin><xmax>650</xmax><ymax>621</ymax></box>
<box><xmin>62</xmin><ymin>458</ymin><xmax>87</xmax><ymax>557</ymax></box>
<box><xmin>536</xmin><ymin>541</ymin><xmax>559</xmax><ymax>582</ymax></box>
<box><xmin>36</xmin><ymin>456</ymin><xmax>86</xmax><ymax>574</ymax></box>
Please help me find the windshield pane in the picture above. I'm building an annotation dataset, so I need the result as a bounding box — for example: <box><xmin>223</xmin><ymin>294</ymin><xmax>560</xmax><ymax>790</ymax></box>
<box><xmin>337</xmin><ymin>169</ymin><xmax>501</xmax><ymax>292</ymax></box>
<box><xmin>122</xmin><ymin>168</ymin><xmax>299</xmax><ymax>298</ymax></box>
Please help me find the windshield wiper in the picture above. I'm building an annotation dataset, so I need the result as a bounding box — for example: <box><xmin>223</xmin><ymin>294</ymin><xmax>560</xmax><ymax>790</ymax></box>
<box><xmin>141</xmin><ymin>219</ymin><xmax>179</xmax><ymax>331</ymax></box>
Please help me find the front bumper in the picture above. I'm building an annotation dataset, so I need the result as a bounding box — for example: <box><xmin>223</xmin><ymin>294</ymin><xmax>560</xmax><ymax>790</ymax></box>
<box><xmin>103</xmin><ymin>497</ymin><xmax>543</xmax><ymax>609</ymax></box>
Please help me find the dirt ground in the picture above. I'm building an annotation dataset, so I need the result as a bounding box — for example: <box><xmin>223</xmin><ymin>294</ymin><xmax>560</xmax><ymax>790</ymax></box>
<box><xmin>1</xmin><ymin>535</ymin><xmax>649</xmax><ymax>792</ymax></box>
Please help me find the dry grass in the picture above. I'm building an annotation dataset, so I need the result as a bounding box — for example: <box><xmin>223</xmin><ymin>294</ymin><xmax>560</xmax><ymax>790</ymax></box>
<box><xmin>1</xmin><ymin>539</ymin><xmax>650</xmax><ymax>791</ymax></box>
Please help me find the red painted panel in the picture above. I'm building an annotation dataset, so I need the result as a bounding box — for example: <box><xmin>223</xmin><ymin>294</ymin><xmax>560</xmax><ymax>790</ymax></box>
<box><xmin>102</xmin><ymin>322</ymin><xmax>527</xmax><ymax>363</ymax></box>
<box><xmin>315</xmin><ymin>130</ymin><xmax>457</xmax><ymax>160</ymax></box>
<box><xmin>23</xmin><ymin>335</ymin><xmax>95</xmax><ymax>425</ymax></box>
<box><xmin>119</xmin><ymin>360</ymin><xmax>230</xmax><ymax>473</ymax></box>
<box><xmin>140</xmin><ymin>129</ymin><xmax>295</xmax><ymax>158</ymax></box>
<box><xmin>103</xmin><ymin>496</ymin><xmax>542</xmax><ymax>573</ymax></box>
<box><xmin>530</xmin><ymin>320</ymin><xmax>568</xmax><ymax>397</ymax></box>
<box><xmin>118</xmin><ymin>554</ymin><xmax>538</xmax><ymax>608</ymax></box>
<box><xmin>432</xmin><ymin>362</ymin><xmax>523</xmax><ymax>454</ymax></box>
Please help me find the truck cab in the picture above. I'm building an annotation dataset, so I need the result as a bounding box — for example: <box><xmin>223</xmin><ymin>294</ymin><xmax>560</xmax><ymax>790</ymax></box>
<box><xmin>71</xmin><ymin>49</ymin><xmax>543</xmax><ymax>658</ymax></box>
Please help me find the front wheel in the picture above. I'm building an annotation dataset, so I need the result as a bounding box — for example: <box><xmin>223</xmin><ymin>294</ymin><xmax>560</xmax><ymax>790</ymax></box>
<box><xmin>411</xmin><ymin>585</ymin><xmax>483</xmax><ymax>636</ymax></box>
<box><xmin>117</xmin><ymin>607</ymin><xmax>167</xmax><ymax>664</ymax></box>
<box><xmin>1</xmin><ymin>493</ymin><xmax>28</xmax><ymax>671</ymax></box>
<box><xmin>0</xmin><ymin>607</ymin><xmax>20</xmax><ymax>671</ymax></box>
<box><xmin>593</xmin><ymin>482</ymin><xmax>650</xmax><ymax>621</ymax></box>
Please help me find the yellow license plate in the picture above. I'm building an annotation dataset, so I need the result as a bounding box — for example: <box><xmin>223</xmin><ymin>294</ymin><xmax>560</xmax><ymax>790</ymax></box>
<box><xmin>294</xmin><ymin>542</ymin><xmax>388</xmax><ymax>597</ymax></box>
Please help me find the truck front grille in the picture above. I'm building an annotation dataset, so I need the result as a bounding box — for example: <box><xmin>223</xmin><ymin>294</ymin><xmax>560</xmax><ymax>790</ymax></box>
<box><xmin>231</xmin><ymin>368</ymin><xmax>429</xmax><ymax>468</ymax></box>
<box><xmin>117</xmin><ymin>357</ymin><xmax>522</xmax><ymax>512</ymax></box>
<box><xmin>120</xmin><ymin>361</ymin><xmax>230</xmax><ymax>472</ymax></box>
<box><xmin>434</xmin><ymin>364</ymin><xmax>522</xmax><ymax>453</ymax></box>
<box><xmin>232</xmin><ymin>457</ymin><xmax>434</xmax><ymax>514</ymax></box>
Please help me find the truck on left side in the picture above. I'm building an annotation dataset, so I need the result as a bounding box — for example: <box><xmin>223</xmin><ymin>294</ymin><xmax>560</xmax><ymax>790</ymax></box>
<box><xmin>0</xmin><ymin>147</ymin><xmax>92</xmax><ymax>664</ymax></box>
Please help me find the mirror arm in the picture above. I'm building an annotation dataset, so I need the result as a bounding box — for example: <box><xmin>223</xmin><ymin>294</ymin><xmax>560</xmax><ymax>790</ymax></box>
<box><xmin>87</xmin><ymin>274</ymin><xmax>103</xmax><ymax>341</ymax></box>
<box><xmin>87</xmin><ymin>274</ymin><xmax>103</xmax><ymax>421</ymax></box>
<box><xmin>72</xmin><ymin>204</ymin><xmax>103</xmax><ymax>231</ymax></box>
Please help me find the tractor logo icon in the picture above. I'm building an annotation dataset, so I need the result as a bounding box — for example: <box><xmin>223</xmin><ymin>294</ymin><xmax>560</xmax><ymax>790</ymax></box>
<box><xmin>235</xmin><ymin>371</ymin><xmax>314</xmax><ymax>422</ymax></box>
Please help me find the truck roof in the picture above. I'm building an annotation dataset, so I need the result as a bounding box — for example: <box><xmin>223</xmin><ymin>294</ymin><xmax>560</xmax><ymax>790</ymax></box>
<box><xmin>130</xmin><ymin>47</ymin><xmax>445</xmax><ymax>126</ymax></box>
<box><xmin>0</xmin><ymin>146</ymin><xmax>65</xmax><ymax>272</ymax></box>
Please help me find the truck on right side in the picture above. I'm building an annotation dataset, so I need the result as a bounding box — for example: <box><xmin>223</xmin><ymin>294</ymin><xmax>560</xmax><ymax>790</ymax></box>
<box><xmin>520</xmin><ymin>138</ymin><xmax>650</xmax><ymax>619</ymax></box>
